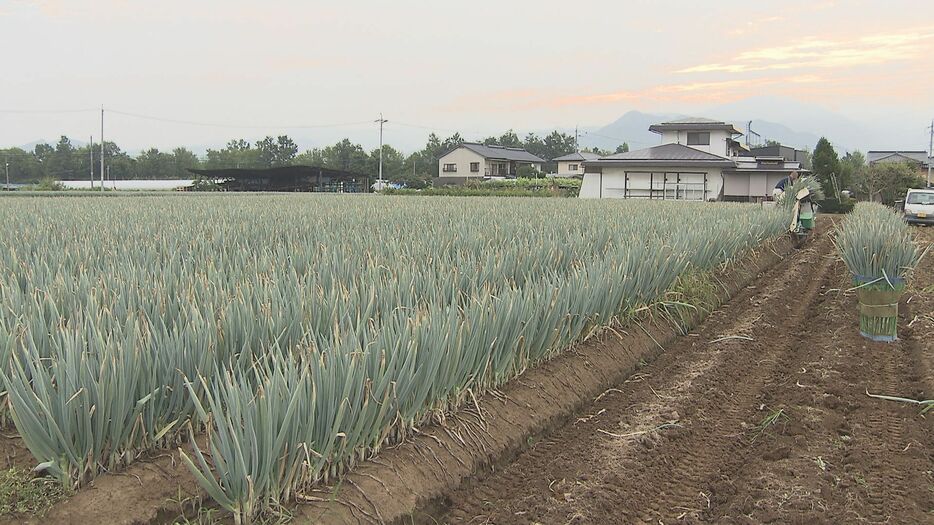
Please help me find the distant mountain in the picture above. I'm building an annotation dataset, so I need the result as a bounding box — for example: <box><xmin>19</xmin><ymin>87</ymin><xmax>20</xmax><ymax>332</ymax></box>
<box><xmin>582</xmin><ymin>108</ymin><xmax>832</xmax><ymax>154</ymax></box>
<box><xmin>580</xmin><ymin>111</ymin><xmax>677</xmax><ymax>151</ymax></box>
<box><xmin>19</xmin><ymin>138</ymin><xmax>88</xmax><ymax>150</ymax></box>
<box><xmin>705</xmin><ymin>97</ymin><xmax>863</xmax><ymax>150</ymax></box>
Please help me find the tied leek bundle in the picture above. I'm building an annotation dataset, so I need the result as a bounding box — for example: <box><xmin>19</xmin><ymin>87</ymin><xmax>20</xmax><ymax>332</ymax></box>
<box><xmin>834</xmin><ymin>202</ymin><xmax>924</xmax><ymax>341</ymax></box>
<box><xmin>778</xmin><ymin>176</ymin><xmax>825</xmax><ymax>209</ymax></box>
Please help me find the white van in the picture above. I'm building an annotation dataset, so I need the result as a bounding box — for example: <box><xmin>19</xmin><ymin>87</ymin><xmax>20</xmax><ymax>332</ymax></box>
<box><xmin>904</xmin><ymin>188</ymin><xmax>934</xmax><ymax>225</ymax></box>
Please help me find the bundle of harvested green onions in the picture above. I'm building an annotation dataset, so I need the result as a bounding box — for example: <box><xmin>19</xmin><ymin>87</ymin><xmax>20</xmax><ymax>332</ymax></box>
<box><xmin>777</xmin><ymin>176</ymin><xmax>825</xmax><ymax>209</ymax></box>
<box><xmin>834</xmin><ymin>202</ymin><xmax>924</xmax><ymax>341</ymax></box>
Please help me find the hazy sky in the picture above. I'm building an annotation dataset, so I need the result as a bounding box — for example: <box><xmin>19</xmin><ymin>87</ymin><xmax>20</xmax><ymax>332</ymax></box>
<box><xmin>2</xmin><ymin>0</ymin><xmax>932</xmax><ymax>152</ymax></box>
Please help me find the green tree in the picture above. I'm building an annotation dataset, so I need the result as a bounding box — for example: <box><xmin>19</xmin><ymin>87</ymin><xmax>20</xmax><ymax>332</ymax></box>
<box><xmin>615</xmin><ymin>143</ymin><xmax>630</xmax><ymax>154</ymax></box>
<box><xmin>394</xmin><ymin>153</ymin><xmax>431</xmax><ymax>189</ymax></box>
<box><xmin>45</xmin><ymin>136</ymin><xmax>80</xmax><ymax>179</ymax></box>
<box><xmin>811</xmin><ymin>137</ymin><xmax>841</xmax><ymax>197</ymax></box>
<box><xmin>256</xmin><ymin>135</ymin><xmax>298</xmax><ymax>167</ymax></box>
<box><xmin>541</xmin><ymin>131</ymin><xmax>576</xmax><ymax>159</ymax></box>
<box><xmin>1</xmin><ymin>148</ymin><xmax>45</xmax><ymax>183</ymax></box>
<box><xmin>100</xmin><ymin>142</ymin><xmax>137</xmax><ymax>180</ymax></box>
<box><xmin>368</xmin><ymin>144</ymin><xmax>405</xmax><ymax>181</ymax></box>
<box><xmin>523</xmin><ymin>133</ymin><xmax>546</xmax><ymax>159</ymax></box>
<box><xmin>839</xmin><ymin>150</ymin><xmax>866</xmax><ymax>195</ymax></box>
<box><xmin>587</xmin><ymin>146</ymin><xmax>610</xmax><ymax>156</ymax></box>
<box><xmin>483</xmin><ymin>130</ymin><xmax>521</xmax><ymax>148</ymax></box>
<box><xmin>136</xmin><ymin>148</ymin><xmax>175</xmax><ymax>179</ymax></box>
<box><xmin>516</xmin><ymin>164</ymin><xmax>542</xmax><ymax>179</ymax></box>
<box><xmin>205</xmin><ymin>139</ymin><xmax>262</xmax><ymax>169</ymax></box>
<box><xmin>33</xmin><ymin>143</ymin><xmax>54</xmax><ymax>164</ymax></box>
<box><xmin>172</xmin><ymin>147</ymin><xmax>201</xmax><ymax>178</ymax></box>
<box><xmin>298</xmin><ymin>139</ymin><xmax>370</xmax><ymax>173</ymax></box>
<box><xmin>859</xmin><ymin>162</ymin><xmax>924</xmax><ymax>205</ymax></box>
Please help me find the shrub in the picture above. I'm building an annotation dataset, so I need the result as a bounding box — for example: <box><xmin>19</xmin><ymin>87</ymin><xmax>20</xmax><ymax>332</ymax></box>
<box><xmin>816</xmin><ymin>198</ymin><xmax>855</xmax><ymax>214</ymax></box>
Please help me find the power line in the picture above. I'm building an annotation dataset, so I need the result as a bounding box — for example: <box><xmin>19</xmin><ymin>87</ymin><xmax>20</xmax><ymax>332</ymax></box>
<box><xmin>0</xmin><ymin>108</ymin><xmax>98</xmax><ymax>114</ymax></box>
<box><xmin>106</xmin><ymin>109</ymin><xmax>374</xmax><ymax>130</ymax></box>
<box><xmin>388</xmin><ymin>120</ymin><xmax>469</xmax><ymax>135</ymax></box>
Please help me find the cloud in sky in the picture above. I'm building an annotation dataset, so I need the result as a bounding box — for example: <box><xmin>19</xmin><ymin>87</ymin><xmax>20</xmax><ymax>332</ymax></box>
<box><xmin>0</xmin><ymin>0</ymin><xmax>932</xmax><ymax>150</ymax></box>
<box><xmin>449</xmin><ymin>75</ymin><xmax>825</xmax><ymax>113</ymax></box>
<box><xmin>677</xmin><ymin>29</ymin><xmax>934</xmax><ymax>73</ymax></box>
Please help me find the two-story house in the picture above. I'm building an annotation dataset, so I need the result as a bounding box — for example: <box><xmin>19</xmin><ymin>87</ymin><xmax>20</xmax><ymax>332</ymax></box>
<box><xmin>579</xmin><ymin>117</ymin><xmax>806</xmax><ymax>202</ymax></box>
<box><xmin>437</xmin><ymin>143</ymin><xmax>545</xmax><ymax>179</ymax></box>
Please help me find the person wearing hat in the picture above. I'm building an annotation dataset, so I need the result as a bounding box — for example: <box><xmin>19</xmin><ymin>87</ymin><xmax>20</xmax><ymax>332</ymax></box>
<box><xmin>772</xmin><ymin>170</ymin><xmax>799</xmax><ymax>200</ymax></box>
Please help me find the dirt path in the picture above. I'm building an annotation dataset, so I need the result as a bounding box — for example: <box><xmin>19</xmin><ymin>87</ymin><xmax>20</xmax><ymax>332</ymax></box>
<box><xmin>425</xmin><ymin>223</ymin><xmax>934</xmax><ymax>524</ymax></box>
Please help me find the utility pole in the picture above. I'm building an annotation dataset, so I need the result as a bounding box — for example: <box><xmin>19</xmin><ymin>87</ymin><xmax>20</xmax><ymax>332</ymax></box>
<box><xmin>575</xmin><ymin>125</ymin><xmax>579</xmax><ymax>152</ymax></box>
<box><xmin>100</xmin><ymin>106</ymin><xmax>105</xmax><ymax>193</ymax></box>
<box><xmin>4</xmin><ymin>159</ymin><xmax>9</xmax><ymax>190</ymax></box>
<box><xmin>89</xmin><ymin>135</ymin><xmax>94</xmax><ymax>189</ymax></box>
<box><xmin>375</xmin><ymin>113</ymin><xmax>388</xmax><ymax>184</ymax></box>
<box><xmin>927</xmin><ymin>119</ymin><xmax>932</xmax><ymax>188</ymax></box>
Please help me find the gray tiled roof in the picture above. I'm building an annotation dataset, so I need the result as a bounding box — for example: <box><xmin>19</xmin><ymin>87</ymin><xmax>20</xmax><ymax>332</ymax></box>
<box><xmin>867</xmin><ymin>151</ymin><xmax>931</xmax><ymax>165</ymax></box>
<box><xmin>459</xmin><ymin>143</ymin><xmax>546</xmax><ymax>163</ymax></box>
<box><xmin>604</xmin><ymin>143</ymin><xmax>731</xmax><ymax>161</ymax></box>
<box><xmin>552</xmin><ymin>151</ymin><xmax>602</xmax><ymax>162</ymax></box>
<box><xmin>584</xmin><ymin>143</ymin><xmax>736</xmax><ymax>168</ymax></box>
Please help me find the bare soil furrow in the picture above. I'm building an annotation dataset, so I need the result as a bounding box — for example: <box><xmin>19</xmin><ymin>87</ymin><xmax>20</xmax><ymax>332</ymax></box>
<box><xmin>427</xmin><ymin>221</ymin><xmax>934</xmax><ymax>525</ymax></box>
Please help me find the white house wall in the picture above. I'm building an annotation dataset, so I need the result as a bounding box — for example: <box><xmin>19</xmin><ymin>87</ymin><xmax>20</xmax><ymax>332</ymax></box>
<box><xmin>723</xmin><ymin>172</ymin><xmax>788</xmax><ymax>200</ymax></box>
<box><xmin>437</xmin><ymin>148</ymin><xmax>487</xmax><ymax>177</ymax></box>
<box><xmin>579</xmin><ymin>168</ymin><xmax>724</xmax><ymax>200</ymax></box>
<box><xmin>658</xmin><ymin>129</ymin><xmax>733</xmax><ymax>157</ymax></box>
<box><xmin>556</xmin><ymin>160</ymin><xmax>584</xmax><ymax>177</ymax></box>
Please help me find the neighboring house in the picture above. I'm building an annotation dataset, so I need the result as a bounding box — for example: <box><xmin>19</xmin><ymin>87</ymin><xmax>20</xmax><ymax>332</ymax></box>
<box><xmin>551</xmin><ymin>151</ymin><xmax>601</xmax><ymax>177</ymax></box>
<box><xmin>437</xmin><ymin>143</ymin><xmax>545</xmax><ymax>179</ymax></box>
<box><xmin>868</xmin><ymin>151</ymin><xmax>933</xmax><ymax>188</ymax></box>
<box><xmin>580</xmin><ymin>117</ymin><xmax>807</xmax><ymax>201</ymax></box>
<box><xmin>867</xmin><ymin>150</ymin><xmax>932</xmax><ymax>175</ymax></box>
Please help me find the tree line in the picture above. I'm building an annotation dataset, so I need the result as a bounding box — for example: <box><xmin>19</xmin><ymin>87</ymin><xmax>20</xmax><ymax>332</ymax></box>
<box><xmin>2</xmin><ymin>130</ymin><xmax>629</xmax><ymax>189</ymax></box>
<box><xmin>810</xmin><ymin>137</ymin><xmax>927</xmax><ymax>205</ymax></box>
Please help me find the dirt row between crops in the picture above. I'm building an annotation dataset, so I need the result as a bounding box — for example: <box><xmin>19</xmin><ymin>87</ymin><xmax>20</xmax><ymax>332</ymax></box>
<box><xmin>0</xmin><ymin>224</ymin><xmax>796</xmax><ymax>524</ymax></box>
<box><xmin>424</xmin><ymin>222</ymin><xmax>934</xmax><ymax>524</ymax></box>
<box><xmin>295</xmin><ymin>235</ymin><xmax>798</xmax><ymax>525</ymax></box>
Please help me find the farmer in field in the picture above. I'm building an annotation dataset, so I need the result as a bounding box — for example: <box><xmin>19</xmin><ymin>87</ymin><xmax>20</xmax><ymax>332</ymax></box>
<box><xmin>773</xmin><ymin>170</ymin><xmax>800</xmax><ymax>200</ymax></box>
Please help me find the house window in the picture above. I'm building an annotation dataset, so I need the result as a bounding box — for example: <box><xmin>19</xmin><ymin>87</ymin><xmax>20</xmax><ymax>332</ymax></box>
<box><xmin>569</xmin><ymin>163</ymin><xmax>579</xmax><ymax>171</ymax></box>
<box><xmin>443</xmin><ymin>163</ymin><xmax>457</xmax><ymax>173</ymax></box>
<box><xmin>470</xmin><ymin>162</ymin><xmax>479</xmax><ymax>173</ymax></box>
<box><xmin>687</xmin><ymin>132</ymin><xmax>710</xmax><ymax>146</ymax></box>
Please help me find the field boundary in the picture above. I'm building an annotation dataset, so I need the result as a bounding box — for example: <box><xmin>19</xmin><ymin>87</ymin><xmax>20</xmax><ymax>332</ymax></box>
<box><xmin>295</xmin><ymin>235</ymin><xmax>795</xmax><ymax>525</ymax></box>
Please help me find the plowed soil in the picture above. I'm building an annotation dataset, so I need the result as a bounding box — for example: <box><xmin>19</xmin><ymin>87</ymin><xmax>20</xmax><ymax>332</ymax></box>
<box><xmin>426</xmin><ymin>222</ymin><xmax>934</xmax><ymax>524</ymax></box>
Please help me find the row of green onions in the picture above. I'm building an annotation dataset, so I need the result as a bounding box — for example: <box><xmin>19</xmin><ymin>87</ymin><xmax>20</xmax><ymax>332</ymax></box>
<box><xmin>0</xmin><ymin>195</ymin><xmax>788</xmax><ymax>523</ymax></box>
